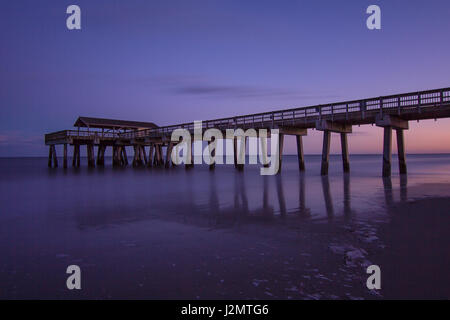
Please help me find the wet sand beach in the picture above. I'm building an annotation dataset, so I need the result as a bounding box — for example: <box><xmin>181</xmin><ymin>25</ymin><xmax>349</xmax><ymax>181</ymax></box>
<box><xmin>0</xmin><ymin>155</ymin><xmax>449</xmax><ymax>299</ymax></box>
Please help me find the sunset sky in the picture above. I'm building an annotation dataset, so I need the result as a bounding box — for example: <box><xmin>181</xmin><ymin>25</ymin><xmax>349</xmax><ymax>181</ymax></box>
<box><xmin>1</xmin><ymin>0</ymin><xmax>450</xmax><ymax>156</ymax></box>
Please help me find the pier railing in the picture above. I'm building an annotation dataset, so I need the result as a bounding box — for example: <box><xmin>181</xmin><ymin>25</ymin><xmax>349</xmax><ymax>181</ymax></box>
<box><xmin>45</xmin><ymin>87</ymin><xmax>450</xmax><ymax>144</ymax></box>
<box><xmin>45</xmin><ymin>130</ymin><xmax>120</xmax><ymax>143</ymax></box>
<box><xmin>119</xmin><ymin>87</ymin><xmax>450</xmax><ymax>140</ymax></box>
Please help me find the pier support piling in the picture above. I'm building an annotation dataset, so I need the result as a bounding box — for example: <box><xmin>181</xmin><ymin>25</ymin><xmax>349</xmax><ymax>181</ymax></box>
<box><xmin>376</xmin><ymin>115</ymin><xmax>409</xmax><ymax>177</ymax></box>
<box><xmin>278</xmin><ymin>133</ymin><xmax>284</xmax><ymax>173</ymax></box>
<box><xmin>296</xmin><ymin>135</ymin><xmax>305</xmax><ymax>171</ymax></box>
<box><xmin>52</xmin><ymin>145</ymin><xmax>58</xmax><ymax>168</ymax></box>
<box><xmin>208</xmin><ymin>137</ymin><xmax>216</xmax><ymax>170</ymax></box>
<box><xmin>396</xmin><ymin>129</ymin><xmax>407</xmax><ymax>175</ymax></box>
<box><xmin>112</xmin><ymin>146</ymin><xmax>122</xmax><ymax>167</ymax></box>
<box><xmin>48</xmin><ymin>146</ymin><xmax>52</xmax><ymax>168</ymax></box>
<box><xmin>87</xmin><ymin>144</ymin><xmax>95</xmax><ymax>168</ymax></box>
<box><xmin>76</xmin><ymin>145</ymin><xmax>80</xmax><ymax>167</ymax></box>
<box><xmin>382</xmin><ymin>127</ymin><xmax>392</xmax><ymax>177</ymax></box>
<box><xmin>185</xmin><ymin>141</ymin><xmax>194</xmax><ymax>169</ymax></box>
<box><xmin>122</xmin><ymin>146</ymin><xmax>128</xmax><ymax>166</ymax></box>
<box><xmin>141</xmin><ymin>146</ymin><xmax>147</xmax><ymax>166</ymax></box>
<box><xmin>72</xmin><ymin>144</ymin><xmax>80</xmax><ymax>168</ymax></box>
<box><xmin>48</xmin><ymin>145</ymin><xmax>58</xmax><ymax>168</ymax></box>
<box><xmin>340</xmin><ymin>133</ymin><xmax>350</xmax><ymax>173</ymax></box>
<box><xmin>233</xmin><ymin>137</ymin><xmax>238</xmax><ymax>169</ymax></box>
<box><xmin>155</xmin><ymin>144</ymin><xmax>164</xmax><ymax>167</ymax></box>
<box><xmin>233</xmin><ymin>137</ymin><xmax>245</xmax><ymax>171</ymax></box>
<box><xmin>133</xmin><ymin>145</ymin><xmax>145</xmax><ymax>167</ymax></box>
<box><xmin>63</xmin><ymin>144</ymin><xmax>68</xmax><ymax>168</ymax></box>
<box><xmin>259</xmin><ymin>135</ymin><xmax>269</xmax><ymax>168</ymax></box>
<box><xmin>153</xmin><ymin>145</ymin><xmax>158</xmax><ymax>166</ymax></box>
<box><xmin>321</xmin><ymin>131</ymin><xmax>331</xmax><ymax>176</ymax></box>
<box><xmin>96</xmin><ymin>145</ymin><xmax>105</xmax><ymax>166</ymax></box>
<box><xmin>72</xmin><ymin>145</ymin><xmax>76</xmax><ymax>167</ymax></box>
<box><xmin>147</xmin><ymin>144</ymin><xmax>154</xmax><ymax>168</ymax></box>
<box><xmin>165</xmin><ymin>142</ymin><xmax>174</xmax><ymax>168</ymax></box>
<box><xmin>118</xmin><ymin>146</ymin><xmax>124</xmax><ymax>166</ymax></box>
<box><xmin>316</xmin><ymin>120</ymin><xmax>352</xmax><ymax>175</ymax></box>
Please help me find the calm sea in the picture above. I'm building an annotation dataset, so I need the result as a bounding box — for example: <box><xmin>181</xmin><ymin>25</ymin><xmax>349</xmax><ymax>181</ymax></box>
<box><xmin>1</xmin><ymin>154</ymin><xmax>449</xmax><ymax>299</ymax></box>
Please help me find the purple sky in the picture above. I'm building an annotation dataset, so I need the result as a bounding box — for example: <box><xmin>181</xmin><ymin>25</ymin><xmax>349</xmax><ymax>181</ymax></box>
<box><xmin>1</xmin><ymin>0</ymin><xmax>450</xmax><ymax>156</ymax></box>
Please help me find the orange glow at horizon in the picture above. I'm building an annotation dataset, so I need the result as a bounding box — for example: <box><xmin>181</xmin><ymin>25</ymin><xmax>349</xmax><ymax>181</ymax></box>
<box><xmin>283</xmin><ymin>118</ymin><xmax>450</xmax><ymax>155</ymax></box>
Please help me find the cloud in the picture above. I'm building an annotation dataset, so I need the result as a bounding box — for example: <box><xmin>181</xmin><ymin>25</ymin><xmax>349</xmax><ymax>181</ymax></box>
<box><xmin>140</xmin><ymin>75</ymin><xmax>338</xmax><ymax>101</ymax></box>
<box><xmin>0</xmin><ymin>131</ymin><xmax>42</xmax><ymax>146</ymax></box>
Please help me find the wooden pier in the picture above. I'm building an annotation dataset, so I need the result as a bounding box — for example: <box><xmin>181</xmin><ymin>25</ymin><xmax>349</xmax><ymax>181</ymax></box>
<box><xmin>45</xmin><ymin>87</ymin><xmax>450</xmax><ymax>176</ymax></box>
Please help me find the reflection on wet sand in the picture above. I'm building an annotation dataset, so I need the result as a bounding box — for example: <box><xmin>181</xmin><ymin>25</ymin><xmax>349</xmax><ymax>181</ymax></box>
<box><xmin>71</xmin><ymin>168</ymin><xmax>417</xmax><ymax>229</ymax></box>
<box><xmin>382</xmin><ymin>174</ymin><xmax>408</xmax><ymax>207</ymax></box>
<box><xmin>321</xmin><ymin>175</ymin><xmax>334</xmax><ymax>219</ymax></box>
<box><xmin>71</xmin><ymin>168</ymin><xmax>417</xmax><ymax>231</ymax></box>
<box><xmin>400</xmin><ymin>174</ymin><xmax>408</xmax><ymax>202</ymax></box>
<box><xmin>299</xmin><ymin>173</ymin><xmax>311</xmax><ymax>218</ymax></box>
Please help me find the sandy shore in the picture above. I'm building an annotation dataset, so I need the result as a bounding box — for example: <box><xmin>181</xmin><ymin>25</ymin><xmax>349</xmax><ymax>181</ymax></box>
<box><xmin>373</xmin><ymin>196</ymin><xmax>450</xmax><ymax>299</ymax></box>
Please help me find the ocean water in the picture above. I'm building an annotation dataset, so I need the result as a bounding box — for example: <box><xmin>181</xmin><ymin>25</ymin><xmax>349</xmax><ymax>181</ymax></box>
<box><xmin>0</xmin><ymin>154</ymin><xmax>449</xmax><ymax>299</ymax></box>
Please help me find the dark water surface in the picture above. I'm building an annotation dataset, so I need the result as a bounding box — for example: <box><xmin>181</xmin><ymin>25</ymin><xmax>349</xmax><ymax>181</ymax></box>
<box><xmin>0</xmin><ymin>155</ymin><xmax>449</xmax><ymax>299</ymax></box>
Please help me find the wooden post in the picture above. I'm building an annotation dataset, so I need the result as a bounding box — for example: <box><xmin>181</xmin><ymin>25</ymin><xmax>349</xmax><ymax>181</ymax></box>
<box><xmin>90</xmin><ymin>145</ymin><xmax>95</xmax><ymax>167</ymax></box>
<box><xmin>97</xmin><ymin>145</ymin><xmax>105</xmax><ymax>166</ymax></box>
<box><xmin>132</xmin><ymin>145</ymin><xmax>139</xmax><ymax>167</ymax></box>
<box><xmin>296</xmin><ymin>135</ymin><xmax>305</xmax><ymax>171</ymax></box>
<box><xmin>185</xmin><ymin>142</ymin><xmax>193</xmax><ymax>169</ymax></box>
<box><xmin>96</xmin><ymin>145</ymin><xmax>102</xmax><ymax>166</ymax></box>
<box><xmin>87</xmin><ymin>144</ymin><xmax>95</xmax><ymax>168</ymax></box>
<box><xmin>172</xmin><ymin>144</ymin><xmax>178</xmax><ymax>167</ymax></box>
<box><xmin>165</xmin><ymin>142</ymin><xmax>174</xmax><ymax>168</ymax></box>
<box><xmin>278</xmin><ymin>133</ymin><xmax>284</xmax><ymax>173</ymax></box>
<box><xmin>76</xmin><ymin>145</ymin><xmax>80</xmax><ymax>167</ymax></box>
<box><xmin>51</xmin><ymin>145</ymin><xmax>58</xmax><ymax>168</ymax></box>
<box><xmin>72</xmin><ymin>145</ymin><xmax>76</xmax><ymax>167</ymax></box>
<box><xmin>155</xmin><ymin>144</ymin><xmax>162</xmax><ymax>167</ymax></box>
<box><xmin>112</xmin><ymin>146</ymin><xmax>116</xmax><ymax>167</ymax></box>
<box><xmin>208</xmin><ymin>137</ymin><xmax>216</xmax><ymax>170</ymax></box>
<box><xmin>86</xmin><ymin>145</ymin><xmax>91</xmax><ymax>167</ymax></box>
<box><xmin>141</xmin><ymin>146</ymin><xmax>147</xmax><ymax>166</ymax></box>
<box><xmin>154</xmin><ymin>144</ymin><xmax>159</xmax><ymax>166</ymax></box>
<box><xmin>73</xmin><ymin>144</ymin><xmax>80</xmax><ymax>167</ymax></box>
<box><xmin>113</xmin><ymin>146</ymin><xmax>121</xmax><ymax>167</ymax></box>
<box><xmin>118</xmin><ymin>146</ymin><xmax>124</xmax><ymax>166</ymax></box>
<box><xmin>259</xmin><ymin>135</ymin><xmax>269</xmax><ymax>168</ymax></box>
<box><xmin>321</xmin><ymin>131</ymin><xmax>331</xmax><ymax>176</ymax></box>
<box><xmin>340</xmin><ymin>133</ymin><xmax>350</xmax><ymax>173</ymax></box>
<box><xmin>234</xmin><ymin>137</ymin><xmax>244</xmax><ymax>171</ymax></box>
<box><xmin>233</xmin><ymin>137</ymin><xmax>238</xmax><ymax>169</ymax></box>
<box><xmin>382</xmin><ymin>127</ymin><xmax>392</xmax><ymax>177</ymax></box>
<box><xmin>122</xmin><ymin>146</ymin><xmax>128</xmax><ymax>166</ymax></box>
<box><xmin>396</xmin><ymin>129</ymin><xmax>407</xmax><ymax>175</ymax></box>
<box><xmin>48</xmin><ymin>146</ymin><xmax>53</xmax><ymax>168</ymax></box>
<box><xmin>147</xmin><ymin>144</ymin><xmax>154</xmax><ymax>168</ymax></box>
<box><xmin>159</xmin><ymin>145</ymin><xmax>163</xmax><ymax>166</ymax></box>
<box><xmin>63</xmin><ymin>144</ymin><xmax>68</xmax><ymax>168</ymax></box>
<box><xmin>189</xmin><ymin>142</ymin><xmax>193</xmax><ymax>167</ymax></box>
